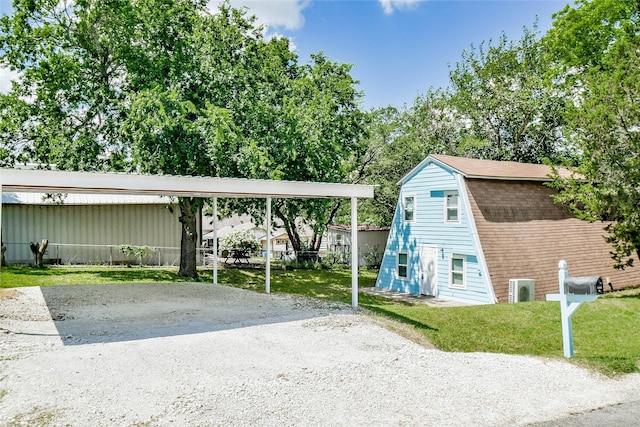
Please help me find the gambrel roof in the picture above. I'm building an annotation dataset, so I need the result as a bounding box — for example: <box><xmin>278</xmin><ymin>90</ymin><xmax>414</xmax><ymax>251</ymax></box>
<box><xmin>432</xmin><ymin>156</ymin><xmax>639</xmax><ymax>302</ymax></box>
<box><xmin>464</xmin><ymin>178</ymin><xmax>640</xmax><ymax>302</ymax></box>
<box><xmin>400</xmin><ymin>154</ymin><xmax>573</xmax><ymax>184</ymax></box>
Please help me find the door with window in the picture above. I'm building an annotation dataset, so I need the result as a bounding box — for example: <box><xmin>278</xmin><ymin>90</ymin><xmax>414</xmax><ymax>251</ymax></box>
<box><xmin>419</xmin><ymin>245</ymin><xmax>438</xmax><ymax>296</ymax></box>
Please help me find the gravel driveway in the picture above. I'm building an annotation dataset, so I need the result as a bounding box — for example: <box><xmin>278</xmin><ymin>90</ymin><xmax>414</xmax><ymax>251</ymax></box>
<box><xmin>1</xmin><ymin>283</ymin><xmax>639</xmax><ymax>426</ymax></box>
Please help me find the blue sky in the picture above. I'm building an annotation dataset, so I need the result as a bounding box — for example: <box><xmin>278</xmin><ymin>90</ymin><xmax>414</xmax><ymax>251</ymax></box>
<box><xmin>0</xmin><ymin>0</ymin><xmax>569</xmax><ymax>109</ymax></box>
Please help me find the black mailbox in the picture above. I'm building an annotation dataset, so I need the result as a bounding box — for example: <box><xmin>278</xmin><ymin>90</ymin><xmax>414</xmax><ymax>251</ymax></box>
<box><xmin>564</xmin><ymin>276</ymin><xmax>604</xmax><ymax>295</ymax></box>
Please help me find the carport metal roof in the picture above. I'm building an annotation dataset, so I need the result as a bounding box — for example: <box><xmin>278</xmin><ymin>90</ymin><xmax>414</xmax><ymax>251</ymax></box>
<box><xmin>0</xmin><ymin>168</ymin><xmax>375</xmax><ymax>307</ymax></box>
<box><xmin>0</xmin><ymin>168</ymin><xmax>374</xmax><ymax>199</ymax></box>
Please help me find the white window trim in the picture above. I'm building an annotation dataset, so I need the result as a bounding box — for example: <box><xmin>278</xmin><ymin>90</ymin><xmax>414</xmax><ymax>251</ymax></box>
<box><xmin>444</xmin><ymin>190</ymin><xmax>460</xmax><ymax>224</ymax></box>
<box><xmin>397</xmin><ymin>251</ymin><xmax>409</xmax><ymax>280</ymax></box>
<box><xmin>402</xmin><ymin>193</ymin><xmax>416</xmax><ymax>223</ymax></box>
<box><xmin>449</xmin><ymin>254</ymin><xmax>466</xmax><ymax>289</ymax></box>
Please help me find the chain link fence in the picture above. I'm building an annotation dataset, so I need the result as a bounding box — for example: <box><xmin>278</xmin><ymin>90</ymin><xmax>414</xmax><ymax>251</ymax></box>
<box><xmin>2</xmin><ymin>242</ymin><xmax>216</xmax><ymax>267</ymax></box>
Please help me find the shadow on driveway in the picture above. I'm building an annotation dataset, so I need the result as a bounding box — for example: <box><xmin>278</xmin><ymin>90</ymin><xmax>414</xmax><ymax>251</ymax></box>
<box><xmin>39</xmin><ymin>282</ymin><xmax>347</xmax><ymax>346</ymax></box>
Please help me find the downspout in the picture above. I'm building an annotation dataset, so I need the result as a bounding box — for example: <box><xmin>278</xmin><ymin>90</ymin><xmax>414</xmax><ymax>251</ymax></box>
<box><xmin>456</xmin><ymin>175</ymin><xmax>498</xmax><ymax>304</ymax></box>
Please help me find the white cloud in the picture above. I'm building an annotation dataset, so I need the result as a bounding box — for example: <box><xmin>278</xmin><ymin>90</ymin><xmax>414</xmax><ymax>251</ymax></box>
<box><xmin>0</xmin><ymin>66</ymin><xmax>20</xmax><ymax>94</ymax></box>
<box><xmin>208</xmin><ymin>0</ymin><xmax>310</xmax><ymax>30</ymax></box>
<box><xmin>379</xmin><ymin>0</ymin><xmax>422</xmax><ymax>15</ymax></box>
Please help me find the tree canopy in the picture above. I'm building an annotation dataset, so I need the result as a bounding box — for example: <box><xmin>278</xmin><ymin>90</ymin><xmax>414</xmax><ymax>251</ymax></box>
<box><xmin>547</xmin><ymin>0</ymin><xmax>640</xmax><ymax>268</ymax></box>
<box><xmin>360</xmin><ymin>0</ymin><xmax>640</xmax><ymax>270</ymax></box>
<box><xmin>0</xmin><ymin>0</ymin><xmax>367</xmax><ymax>274</ymax></box>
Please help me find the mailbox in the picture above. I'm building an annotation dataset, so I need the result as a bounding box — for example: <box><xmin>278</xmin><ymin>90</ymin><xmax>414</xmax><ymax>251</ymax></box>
<box><xmin>564</xmin><ymin>276</ymin><xmax>604</xmax><ymax>295</ymax></box>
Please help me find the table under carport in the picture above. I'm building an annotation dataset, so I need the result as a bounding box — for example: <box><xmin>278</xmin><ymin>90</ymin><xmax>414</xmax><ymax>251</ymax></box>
<box><xmin>0</xmin><ymin>169</ymin><xmax>375</xmax><ymax>307</ymax></box>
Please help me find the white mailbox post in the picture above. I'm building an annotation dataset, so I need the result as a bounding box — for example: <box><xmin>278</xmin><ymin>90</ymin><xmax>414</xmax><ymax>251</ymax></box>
<box><xmin>546</xmin><ymin>260</ymin><xmax>599</xmax><ymax>358</ymax></box>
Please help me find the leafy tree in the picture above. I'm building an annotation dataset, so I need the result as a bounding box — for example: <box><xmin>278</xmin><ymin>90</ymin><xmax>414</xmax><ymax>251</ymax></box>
<box><xmin>268</xmin><ymin>54</ymin><xmax>368</xmax><ymax>252</ymax></box>
<box><xmin>547</xmin><ymin>1</ymin><xmax>640</xmax><ymax>268</ymax></box>
<box><xmin>122</xmin><ymin>88</ymin><xmax>236</xmax><ymax>276</ymax></box>
<box><xmin>0</xmin><ymin>0</ymin><xmax>219</xmax><ymax>278</ymax></box>
<box><xmin>0</xmin><ymin>0</ymin><xmax>135</xmax><ymax>170</ymax></box>
<box><xmin>1</xmin><ymin>0</ymin><xmax>367</xmax><ymax>274</ymax></box>
<box><xmin>352</xmin><ymin>106</ymin><xmax>403</xmax><ymax>226</ymax></box>
<box><xmin>544</xmin><ymin>0</ymin><xmax>639</xmax><ymax>71</ymax></box>
<box><xmin>449</xmin><ymin>26</ymin><xmax>569</xmax><ymax>163</ymax></box>
<box><xmin>218</xmin><ymin>50</ymin><xmax>368</xmax><ymax>253</ymax></box>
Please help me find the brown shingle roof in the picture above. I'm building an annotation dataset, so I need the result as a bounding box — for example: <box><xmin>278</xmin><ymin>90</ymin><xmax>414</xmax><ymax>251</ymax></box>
<box><xmin>465</xmin><ymin>179</ymin><xmax>640</xmax><ymax>302</ymax></box>
<box><xmin>431</xmin><ymin>154</ymin><xmax>573</xmax><ymax>181</ymax></box>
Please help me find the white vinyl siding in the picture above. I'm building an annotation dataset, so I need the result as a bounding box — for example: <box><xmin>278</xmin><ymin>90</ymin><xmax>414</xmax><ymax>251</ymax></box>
<box><xmin>397</xmin><ymin>252</ymin><xmax>409</xmax><ymax>279</ymax></box>
<box><xmin>445</xmin><ymin>191</ymin><xmax>460</xmax><ymax>223</ymax></box>
<box><xmin>450</xmin><ymin>254</ymin><xmax>466</xmax><ymax>289</ymax></box>
<box><xmin>403</xmin><ymin>194</ymin><xmax>416</xmax><ymax>222</ymax></box>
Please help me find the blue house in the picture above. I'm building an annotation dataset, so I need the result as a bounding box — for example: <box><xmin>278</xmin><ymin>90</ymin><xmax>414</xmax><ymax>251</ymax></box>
<box><xmin>375</xmin><ymin>155</ymin><xmax>640</xmax><ymax>304</ymax></box>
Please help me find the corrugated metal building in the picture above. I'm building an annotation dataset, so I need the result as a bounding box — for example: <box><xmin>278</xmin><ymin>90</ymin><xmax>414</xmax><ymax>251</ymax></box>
<box><xmin>1</xmin><ymin>193</ymin><xmax>184</xmax><ymax>265</ymax></box>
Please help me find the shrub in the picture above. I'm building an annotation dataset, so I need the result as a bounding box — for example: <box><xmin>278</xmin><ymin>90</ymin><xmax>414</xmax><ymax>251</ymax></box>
<box><xmin>220</xmin><ymin>230</ymin><xmax>260</xmax><ymax>255</ymax></box>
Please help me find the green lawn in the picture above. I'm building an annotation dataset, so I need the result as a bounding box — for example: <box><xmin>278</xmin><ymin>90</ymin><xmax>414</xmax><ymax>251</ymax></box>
<box><xmin>1</xmin><ymin>265</ymin><xmax>638</xmax><ymax>376</ymax></box>
<box><xmin>365</xmin><ymin>293</ymin><xmax>640</xmax><ymax>376</ymax></box>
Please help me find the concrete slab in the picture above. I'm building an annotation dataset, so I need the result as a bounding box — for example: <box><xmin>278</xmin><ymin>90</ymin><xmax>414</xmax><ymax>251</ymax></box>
<box><xmin>360</xmin><ymin>287</ymin><xmax>469</xmax><ymax>307</ymax></box>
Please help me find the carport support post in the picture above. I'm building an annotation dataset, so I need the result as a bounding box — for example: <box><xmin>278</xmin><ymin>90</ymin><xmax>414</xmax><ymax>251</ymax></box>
<box><xmin>266</xmin><ymin>197</ymin><xmax>271</xmax><ymax>294</ymax></box>
<box><xmin>351</xmin><ymin>197</ymin><xmax>358</xmax><ymax>307</ymax></box>
<box><xmin>213</xmin><ymin>197</ymin><xmax>218</xmax><ymax>285</ymax></box>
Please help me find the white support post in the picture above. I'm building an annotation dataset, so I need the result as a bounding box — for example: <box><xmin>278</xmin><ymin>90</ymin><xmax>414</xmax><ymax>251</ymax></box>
<box><xmin>351</xmin><ymin>197</ymin><xmax>358</xmax><ymax>308</ymax></box>
<box><xmin>546</xmin><ymin>260</ymin><xmax>598</xmax><ymax>358</ymax></box>
<box><xmin>266</xmin><ymin>197</ymin><xmax>271</xmax><ymax>294</ymax></box>
<box><xmin>213</xmin><ymin>197</ymin><xmax>218</xmax><ymax>285</ymax></box>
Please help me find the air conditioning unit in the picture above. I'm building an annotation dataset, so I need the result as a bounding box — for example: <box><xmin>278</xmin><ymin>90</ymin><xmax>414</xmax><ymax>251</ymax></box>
<box><xmin>508</xmin><ymin>279</ymin><xmax>535</xmax><ymax>303</ymax></box>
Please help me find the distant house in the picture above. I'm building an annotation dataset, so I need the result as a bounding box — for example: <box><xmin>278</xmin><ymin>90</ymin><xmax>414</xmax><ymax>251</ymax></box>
<box><xmin>202</xmin><ymin>214</ymin><xmax>327</xmax><ymax>259</ymax></box>
<box><xmin>327</xmin><ymin>224</ymin><xmax>389</xmax><ymax>267</ymax></box>
<box><xmin>256</xmin><ymin>229</ymin><xmax>292</xmax><ymax>257</ymax></box>
<box><xmin>2</xmin><ymin>193</ymin><xmax>184</xmax><ymax>265</ymax></box>
<box><xmin>376</xmin><ymin>155</ymin><xmax>640</xmax><ymax>304</ymax></box>
<box><xmin>202</xmin><ymin>220</ymin><xmax>265</xmax><ymax>243</ymax></box>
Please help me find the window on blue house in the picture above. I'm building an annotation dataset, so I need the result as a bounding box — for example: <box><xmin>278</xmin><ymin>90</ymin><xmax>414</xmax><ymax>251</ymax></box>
<box><xmin>398</xmin><ymin>252</ymin><xmax>409</xmax><ymax>279</ymax></box>
<box><xmin>445</xmin><ymin>191</ymin><xmax>459</xmax><ymax>223</ymax></box>
<box><xmin>403</xmin><ymin>195</ymin><xmax>415</xmax><ymax>222</ymax></box>
<box><xmin>449</xmin><ymin>254</ymin><xmax>466</xmax><ymax>289</ymax></box>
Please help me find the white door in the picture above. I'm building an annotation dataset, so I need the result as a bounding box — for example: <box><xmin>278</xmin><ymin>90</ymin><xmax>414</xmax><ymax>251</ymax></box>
<box><xmin>419</xmin><ymin>245</ymin><xmax>438</xmax><ymax>296</ymax></box>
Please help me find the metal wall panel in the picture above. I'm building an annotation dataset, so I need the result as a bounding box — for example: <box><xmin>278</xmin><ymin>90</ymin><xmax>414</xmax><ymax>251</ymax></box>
<box><xmin>2</xmin><ymin>204</ymin><xmax>182</xmax><ymax>264</ymax></box>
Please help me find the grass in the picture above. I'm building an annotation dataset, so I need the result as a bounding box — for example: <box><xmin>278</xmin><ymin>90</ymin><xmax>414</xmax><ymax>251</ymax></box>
<box><xmin>0</xmin><ymin>265</ymin><xmax>193</xmax><ymax>287</ymax></box>
<box><xmin>1</xmin><ymin>264</ymin><xmax>639</xmax><ymax>376</ymax></box>
<box><xmin>364</xmin><ymin>293</ymin><xmax>640</xmax><ymax>376</ymax></box>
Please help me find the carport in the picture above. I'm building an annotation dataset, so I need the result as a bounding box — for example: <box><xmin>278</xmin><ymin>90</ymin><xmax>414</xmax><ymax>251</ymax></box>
<box><xmin>0</xmin><ymin>169</ymin><xmax>375</xmax><ymax>306</ymax></box>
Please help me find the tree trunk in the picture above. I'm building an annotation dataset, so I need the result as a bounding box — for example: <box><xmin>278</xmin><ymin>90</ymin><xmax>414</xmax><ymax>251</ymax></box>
<box><xmin>310</xmin><ymin>232</ymin><xmax>322</xmax><ymax>252</ymax></box>
<box><xmin>29</xmin><ymin>239</ymin><xmax>48</xmax><ymax>267</ymax></box>
<box><xmin>1</xmin><ymin>241</ymin><xmax>6</xmax><ymax>267</ymax></box>
<box><xmin>283</xmin><ymin>217</ymin><xmax>303</xmax><ymax>252</ymax></box>
<box><xmin>273</xmin><ymin>199</ymin><xmax>342</xmax><ymax>254</ymax></box>
<box><xmin>178</xmin><ymin>197</ymin><xmax>199</xmax><ymax>279</ymax></box>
